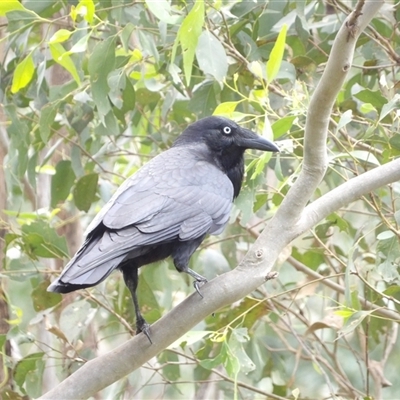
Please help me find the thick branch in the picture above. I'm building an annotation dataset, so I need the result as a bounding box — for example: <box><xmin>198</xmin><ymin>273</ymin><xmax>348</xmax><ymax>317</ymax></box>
<box><xmin>299</xmin><ymin>157</ymin><xmax>400</xmax><ymax>234</ymax></box>
<box><xmin>274</xmin><ymin>0</ymin><xmax>384</xmax><ymax>222</ymax></box>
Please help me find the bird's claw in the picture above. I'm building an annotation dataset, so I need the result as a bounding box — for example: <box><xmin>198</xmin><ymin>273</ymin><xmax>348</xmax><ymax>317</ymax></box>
<box><xmin>136</xmin><ymin>319</ymin><xmax>152</xmax><ymax>344</ymax></box>
<box><xmin>193</xmin><ymin>278</ymin><xmax>207</xmax><ymax>298</ymax></box>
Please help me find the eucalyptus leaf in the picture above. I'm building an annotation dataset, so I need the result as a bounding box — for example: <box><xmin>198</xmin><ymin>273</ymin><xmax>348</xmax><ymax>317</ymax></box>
<box><xmin>73</xmin><ymin>173</ymin><xmax>99</xmax><ymax>212</ymax></box>
<box><xmin>196</xmin><ymin>31</ymin><xmax>228</xmax><ymax>82</ymax></box>
<box><xmin>51</xmin><ymin>160</ymin><xmax>76</xmax><ymax>207</ymax></box>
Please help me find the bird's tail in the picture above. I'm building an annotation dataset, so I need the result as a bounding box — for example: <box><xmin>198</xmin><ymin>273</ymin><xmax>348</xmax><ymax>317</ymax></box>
<box><xmin>47</xmin><ymin>232</ymin><xmax>127</xmax><ymax>293</ymax></box>
<box><xmin>47</xmin><ymin>257</ymin><xmax>124</xmax><ymax>293</ymax></box>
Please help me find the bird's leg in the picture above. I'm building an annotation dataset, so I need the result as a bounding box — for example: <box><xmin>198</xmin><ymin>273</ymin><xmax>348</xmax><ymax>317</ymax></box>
<box><xmin>121</xmin><ymin>265</ymin><xmax>152</xmax><ymax>344</ymax></box>
<box><xmin>174</xmin><ymin>261</ymin><xmax>208</xmax><ymax>297</ymax></box>
<box><xmin>173</xmin><ymin>237</ymin><xmax>208</xmax><ymax>297</ymax></box>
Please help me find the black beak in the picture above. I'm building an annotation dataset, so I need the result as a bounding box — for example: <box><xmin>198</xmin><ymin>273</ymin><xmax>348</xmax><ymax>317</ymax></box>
<box><xmin>237</xmin><ymin>127</ymin><xmax>280</xmax><ymax>153</ymax></box>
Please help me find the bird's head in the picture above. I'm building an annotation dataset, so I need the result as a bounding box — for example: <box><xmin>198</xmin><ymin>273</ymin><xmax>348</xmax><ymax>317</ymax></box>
<box><xmin>173</xmin><ymin>116</ymin><xmax>280</xmax><ymax>197</ymax></box>
<box><xmin>173</xmin><ymin>115</ymin><xmax>279</xmax><ymax>156</ymax></box>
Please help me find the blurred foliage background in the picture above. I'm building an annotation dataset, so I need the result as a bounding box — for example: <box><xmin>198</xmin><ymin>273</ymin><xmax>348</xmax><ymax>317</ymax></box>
<box><xmin>0</xmin><ymin>0</ymin><xmax>400</xmax><ymax>399</ymax></box>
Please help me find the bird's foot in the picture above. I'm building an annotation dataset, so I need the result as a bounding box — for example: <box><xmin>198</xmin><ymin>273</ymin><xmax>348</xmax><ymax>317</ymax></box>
<box><xmin>182</xmin><ymin>267</ymin><xmax>208</xmax><ymax>298</ymax></box>
<box><xmin>193</xmin><ymin>277</ymin><xmax>208</xmax><ymax>298</ymax></box>
<box><xmin>136</xmin><ymin>318</ymin><xmax>152</xmax><ymax>344</ymax></box>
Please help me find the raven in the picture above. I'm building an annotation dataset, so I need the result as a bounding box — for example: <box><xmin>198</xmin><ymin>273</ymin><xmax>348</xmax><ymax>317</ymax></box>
<box><xmin>48</xmin><ymin>116</ymin><xmax>279</xmax><ymax>342</ymax></box>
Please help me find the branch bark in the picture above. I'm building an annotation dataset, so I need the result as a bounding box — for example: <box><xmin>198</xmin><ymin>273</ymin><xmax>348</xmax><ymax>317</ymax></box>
<box><xmin>39</xmin><ymin>1</ymin><xmax>385</xmax><ymax>398</ymax></box>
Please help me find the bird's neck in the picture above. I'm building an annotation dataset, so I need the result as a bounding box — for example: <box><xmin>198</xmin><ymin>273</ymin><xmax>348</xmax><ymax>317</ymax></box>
<box><xmin>217</xmin><ymin>149</ymin><xmax>245</xmax><ymax>199</ymax></box>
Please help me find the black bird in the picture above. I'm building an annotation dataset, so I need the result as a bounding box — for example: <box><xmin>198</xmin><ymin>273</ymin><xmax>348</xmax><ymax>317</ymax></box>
<box><xmin>48</xmin><ymin>116</ymin><xmax>279</xmax><ymax>342</ymax></box>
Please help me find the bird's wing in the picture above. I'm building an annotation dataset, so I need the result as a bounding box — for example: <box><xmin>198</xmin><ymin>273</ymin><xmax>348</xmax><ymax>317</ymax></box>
<box><xmin>101</xmin><ymin>146</ymin><xmax>234</xmax><ymax>240</ymax></box>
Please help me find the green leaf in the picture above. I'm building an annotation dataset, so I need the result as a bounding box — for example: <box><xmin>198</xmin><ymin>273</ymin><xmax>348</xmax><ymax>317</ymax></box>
<box><xmin>120</xmin><ymin>23</ymin><xmax>135</xmax><ymax>52</ymax></box>
<box><xmin>31</xmin><ymin>280</ymin><xmax>62</xmax><ymax>311</ymax></box>
<box><xmin>271</xmin><ymin>115</ymin><xmax>295</xmax><ymax>138</ymax></box>
<box><xmin>88</xmin><ymin>36</ymin><xmax>116</xmax><ymax>120</ymax></box>
<box><xmin>5</xmin><ymin>11</ymin><xmax>37</xmax><ymax>36</ymax></box>
<box><xmin>326</xmin><ymin>213</ymin><xmax>349</xmax><ymax>233</ymax></box>
<box><xmin>336</xmin><ymin>109</ymin><xmax>353</xmax><ymax>131</ymax></box>
<box><xmin>235</xmin><ymin>187</ymin><xmax>255</xmax><ymax>226</ymax></box>
<box><xmin>389</xmin><ymin>134</ymin><xmax>400</xmax><ymax>151</ymax></box>
<box><xmin>376</xmin><ymin>235</ymin><xmax>400</xmax><ymax>282</ymax></box>
<box><xmin>73</xmin><ymin>173</ymin><xmax>98</xmax><ymax>212</ymax></box>
<box><xmin>248</xmin><ymin>61</ymin><xmax>265</xmax><ymax>81</ymax></box>
<box><xmin>189</xmin><ymin>81</ymin><xmax>220</xmax><ymax>117</ymax></box>
<box><xmin>267</xmin><ymin>24</ymin><xmax>287</xmax><ymax>84</ymax></box>
<box><xmin>196</xmin><ymin>30</ymin><xmax>228</xmax><ymax>82</ymax></box>
<box><xmin>332</xmin><ymin>150</ymin><xmax>380</xmax><ymax>167</ymax></box>
<box><xmin>88</xmin><ymin>35</ymin><xmax>116</xmax><ymax>78</ymax></box>
<box><xmin>39</xmin><ymin>103</ymin><xmax>57</xmax><ymax>142</ymax></box>
<box><xmin>360</xmin><ymin>103</ymin><xmax>376</xmax><ymax>114</ymax></box>
<box><xmin>11</xmin><ymin>53</ymin><xmax>35</xmax><ymax>93</ymax></box>
<box><xmin>354</xmin><ymin>89</ymin><xmax>387</xmax><ymax>110</ymax></box>
<box><xmin>199</xmin><ymin>351</ymin><xmax>225</xmax><ymax>370</ymax></box>
<box><xmin>158</xmin><ymin>351</ymin><xmax>180</xmax><ymax>381</ymax></box>
<box><xmin>22</xmin><ymin>0</ymin><xmax>59</xmax><ymax>14</ymax></box>
<box><xmin>383</xmin><ymin>285</ymin><xmax>400</xmax><ymax>296</ymax></box>
<box><xmin>229</xmin><ymin>328</ymin><xmax>255</xmax><ymax>374</ymax></box>
<box><xmin>51</xmin><ymin>160</ymin><xmax>76</xmax><ymax>207</ymax></box>
<box><xmin>66</xmin><ymin>33</ymin><xmax>90</xmax><ymax>55</ymax></box>
<box><xmin>380</xmin><ymin>93</ymin><xmax>400</xmax><ymax>121</ymax></box>
<box><xmin>121</xmin><ymin>77</ymin><xmax>136</xmax><ymax>112</ymax></box>
<box><xmin>145</xmin><ymin>0</ymin><xmax>180</xmax><ymax>24</ymax></box>
<box><xmin>0</xmin><ymin>0</ymin><xmax>26</xmax><ymax>15</ymax></box>
<box><xmin>254</xmin><ymin>193</ymin><xmax>268</xmax><ymax>212</ymax></box>
<box><xmin>108</xmin><ymin>69</ymin><xmax>126</xmax><ymax>109</ymax></box>
<box><xmin>21</xmin><ymin>220</ymin><xmax>69</xmax><ymax>259</ymax></box>
<box><xmin>5</xmin><ymin>233</ymin><xmax>19</xmax><ymax>247</ymax></box>
<box><xmin>49</xmin><ymin>42</ymin><xmax>81</xmax><ymax>85</ymax></box>
<box><xmin>213</xmin><ymin>101</ymin><xmax>240</xmax><ymax>118</ymax></box>
<box><xmin>250</xmin><ymin>151</ymin><xmax>273</xmax><ymax>180</ymax></box>
<box><xmin>223</xmin><ymin>342</ymin><xmax>240</xmax><ymax>378</ymax></box>
<box><xmin>294</xmin><ymin>14</ymin><xmax>309</xmax><ymax>42</ymax></box>
<box><xmin>14</xmin><ymin>353</ymin><xmax>45</xmax><ymax>397</ymax></box>
<box><xmin>350</xmin><ymin>150</ymin><xmax>380</xmax><ymax>166</ymax></box>
<box><xmin>135</xmin><ymin>87</ymin><xmax>160</xmax><ymax>107</ymax></box>
<box><xmin>77</xmin><ymin>0</ymin><xmax>95</xmax><ymax>24</ymax></box>
<box><xmin>337</xmin><ymin>310</ymin><xmax>377</xmax><ymax>339</ymax></box>
<box><xmin>59</xmin><ymin>299</ymin><xmax>94</xmax><ymax>343</ymax></box>
<box><xmin>5</xmin><ymin>105</ymin><xmax>30</xmax><ymax>179</ymax></box>
<box><xmin>136</xmin><ymin>272</ymin><xmax>162</xmax><ymax>324</ymax></box>
<box><xmin>70</xmin><ymin>145</ymin><xmax>85</xmax><ymax>177</ymax></box>
<box><xmin>334</xmin><ymin>308</ymin><xmax>355</xmax><ymax>319</ymax></box>
<box><xmin>66</xmin><ymin>103</ymin><xmax>94</xmax><ymax>134</ymax></box>
<box><xmin>7</xmin><ymin>258</ymin><xmax>38</xmax><ymax>282</ymax></box>
<box><xmin>377</xmin><ymin>230</ymin><xmax>394</xmax><ymax>241</ymax></box>
<box><xmin>176</xmin><ymin>0</ymin><xmax>204</xmax><ymax>86</ymax></box>
<box><xmin>94</xmin><ymin>111</ymin><xmax>119</xmax><ymax>136</ymax></box>
<box><xmin>49</xmin><ymin>29</ymin><xmax>72</xmax><ymax>43</ymax></box>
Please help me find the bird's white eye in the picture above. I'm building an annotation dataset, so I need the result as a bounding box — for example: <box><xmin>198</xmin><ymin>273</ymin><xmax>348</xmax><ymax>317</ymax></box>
<box><xmin>222</xmin><ymin>126</ymin><xmax>232</xmax><ymax>135</ymax></box>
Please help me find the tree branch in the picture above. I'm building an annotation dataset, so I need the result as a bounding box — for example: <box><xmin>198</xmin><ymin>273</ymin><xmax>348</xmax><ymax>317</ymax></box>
<box><xmin>299</xmin><ymin>157</ymin><xmax>400</xmax><ymax>234</ymax></box>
